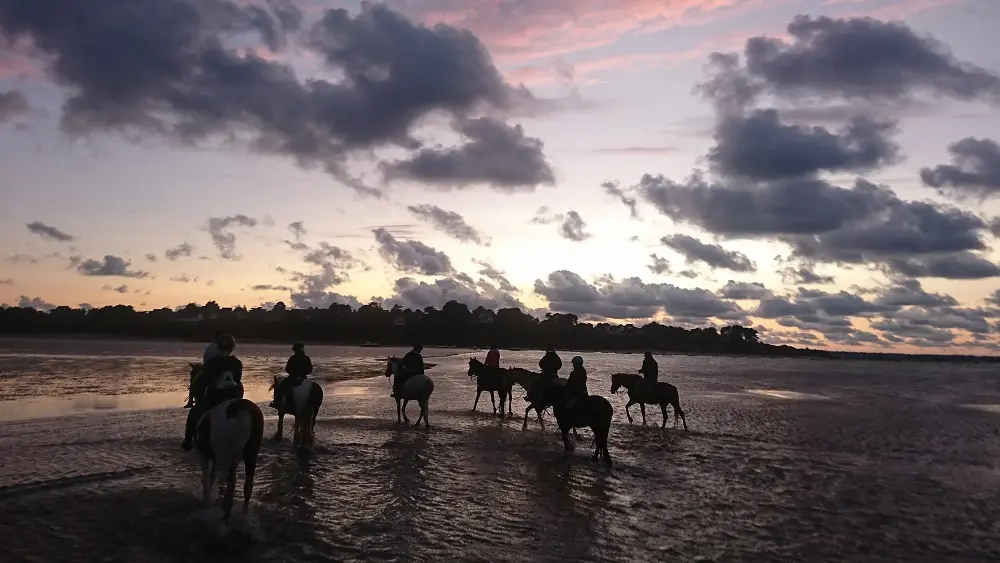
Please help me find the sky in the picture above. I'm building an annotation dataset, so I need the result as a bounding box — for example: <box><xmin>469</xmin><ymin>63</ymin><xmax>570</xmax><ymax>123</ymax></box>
<box><xmin>2</xmin><ymin>0</ymin><xmax>1000</xmax><ymax>355</ymax></box>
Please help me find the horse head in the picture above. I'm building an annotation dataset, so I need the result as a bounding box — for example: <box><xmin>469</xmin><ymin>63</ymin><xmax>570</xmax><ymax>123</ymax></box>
<box><xmin>269</xmin><ymin>373</ymin><xmax>285</xmax><ymax>391</ymax></box>
<box><xmin>609</xmin><ymin>372</ymin><xmax>637</xmax><ymax>394</ymax></box>
<box><xmin>384</xmin><ymin>356</ymin><xmax>399</xmax><ymax>378</ymax></box>
<box><xmin>467</xmin><ymin>356</ymin><xmax>482</xmax><ymax>378</ymax></box>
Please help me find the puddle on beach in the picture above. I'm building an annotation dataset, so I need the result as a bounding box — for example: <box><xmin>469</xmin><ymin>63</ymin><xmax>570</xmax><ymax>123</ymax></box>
<box><xmin>746</xmin><ymin>389</ymin><xmax>829</xmax><ymax>400</ymax></box>
<box><xmin>960</xmin><ymin>404</ymin><xmax>1000</xmax><ymax>414</ymax></box>
<box><xmin>0</xmin><ymin>389</ymin><xmax>272</xmax><ymax>423</ymax></box>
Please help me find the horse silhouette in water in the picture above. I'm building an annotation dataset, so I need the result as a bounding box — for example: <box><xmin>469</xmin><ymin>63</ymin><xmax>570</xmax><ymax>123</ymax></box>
<box><xmin>506</xmin><ymin>367</ymin><xmax>578</xmax><ymax>437</ymax></box>
<box><xmin>543</xmin><ymin>383</ymin><xmax>613</xmax><ymax>467</ymax></box>
<box><xmin>610</xmin><ymin>373</ymin><xmax>688</xmax><ymax>430</ymax></box>
<box><xmin>467</xmin><ymin>357</ymin><xmax>513</xmax><ymax>416</ymax></box>
<box><xmin>194</xmin><ymin>398</ymin><xmax>264</xmax><ymax>523</ymax></box>
<box><xmin>269</xmin><ymin>374</ymin><xmax>324</xmax><ymax>456</ymax></box>
<box><xmin>384</xmin><ymin>357</ymin><xmax>435</xmax><ymax>428</ymax></box>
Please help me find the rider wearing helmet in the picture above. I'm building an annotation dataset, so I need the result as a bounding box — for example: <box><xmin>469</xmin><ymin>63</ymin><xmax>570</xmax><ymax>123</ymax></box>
<box><xmin>566</xmin><ymin>355</ymin><xmax>588</xmax><ymax>399</ymax></box>
<box><xmin>639</xmin><ymin>351</ymin><xmax>658</xmax><ymax>384</ymax></box>
<box><xmin>270</xmin><ymin>342</ymin><xmax>313</xmax><ymax>410</ymax></box>
<box><xmin>182</xmin><ymin>333</ymin><xmax>243</xmax><ymax>451</ymax></box>
<box><xmin>394</xmin><ymin>344</ymin><xmax>424</xmax><ymax>398</ymax></box>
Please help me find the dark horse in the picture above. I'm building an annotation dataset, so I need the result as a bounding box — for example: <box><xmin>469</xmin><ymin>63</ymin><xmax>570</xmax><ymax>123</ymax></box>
<box><xmin>509</xmin><ymin>368</ymin><xmax>578</xmax><ymax>438</ymax></box>
<box><xmin>610</xmin><ymin>373</ymin><xmax>688</xmax><ymax>430</ymax></box>
<box><xmin>544</xmin><ymin>384</ymin><xmax>613</xmax><ymax>467</ymax></box>
<box><xmin>467</xmin><ymin>358</ymin><xmax>513</xmax><ymax>416</ymax></box>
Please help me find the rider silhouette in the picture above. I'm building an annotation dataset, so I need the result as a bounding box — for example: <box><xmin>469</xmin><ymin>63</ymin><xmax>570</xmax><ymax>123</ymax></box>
<box><xmin>485</xmin><ymin>345</ymin><xmax>500</xmax><ymax>367</ymax></box>
<box><xmin>393</xmin><ymin>344</ymin><xmax>424</xmax><ymax>398</ymax></box>
<box><xmin>538</xmin><ymin>347</ymin><xmax>562</xmax><ymax>378</ymax></box>
<box><xmin>566</xmin><ymin>355</ymin><xmax>588</xmax><ymax>400</ymax></box>
<box><xmin>271</xmin><ymin>342</ymin><xmax>313</xmax><ymax>409</ymax></box>
<box><xmin>639</xmin><ymin>351</ymin><xmax>658</xmax><ymax>384</ymax></box>
<box><xmin>182</xmin><ymin>333</ymin><xmax>243</xmax><ymax>451</ymax></box>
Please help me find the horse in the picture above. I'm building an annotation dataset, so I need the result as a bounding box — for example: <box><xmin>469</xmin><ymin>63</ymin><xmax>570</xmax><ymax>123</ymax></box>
<box><xmin>384</xmin><ymin>357</ymin><xmax>435</xmax><ymax>428</ymax></box>
<box><xmin>609</xmin><ymin>373</ymin><xmax>688</xmax><ymax>430</ymax></box>
<box><xmin>467</xmin><ymin>357</ymin><xmax>513</xmax><ymax>416</ymax></box>
<box><xmin>194</xmin><ymin>398</ymin><xmax>265</xmax><ymax>523</ymax></box>
<box><xmin>269</xmin><ymin>374</ymin><xmax>324</xmax><ymax>453</ymax></box>
<box><xmin>547</xmin><ymin>385</ymin><xmax>613</xmax><ymax>467</ymax></box>
<box><xmin>508</xmin><ymin>367</ymin><xmax>578</xmax><ymax>437</ymax></box>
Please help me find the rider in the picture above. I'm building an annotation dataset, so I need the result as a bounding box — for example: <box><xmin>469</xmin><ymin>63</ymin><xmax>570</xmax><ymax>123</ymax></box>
<box><xmin>270</xmin><ymin>342</ymin><xmax>313</xmax><ymax>409</ymax></box>
<box><xmin>182</xmin><ymin>333</ymin><xmax>243</xmax><ymax>451</ymax></box>
<box><xmin>393</xmin><ymin>344</ymin><xmax>424</xmax><ymax>398</ymax></box>
<box><xmin>566</xmin><ymin>355</ymin><xmax>589</xmax><ymax>399</ymax></box>
<box><xmin>485</xmin><ymin>344</ymin><xmax>500</xmax><ymax>368</ymax></box>
<box><xmin>185</xmin><ymin>330</ymin><xmax>223</xmax><ymax>408</ymax></box>
<box><xmin>639</xmin><ymin>351</ymin><xmax>658</xmax><ymax>384</ymax></box>
<box><xmin>538</xmin><ymin>346</ymin><xmax>562</xmax><ymax>378</ymax></box>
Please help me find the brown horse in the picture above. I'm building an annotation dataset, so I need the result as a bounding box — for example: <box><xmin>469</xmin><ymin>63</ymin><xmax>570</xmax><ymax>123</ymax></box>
<box><xmin>467</xmin><ymin>358</ymin><xmax>513</xmax><ymax>416</ymax></box>
<box><xmin>610</xmin><ymin>373</ymin><xmax>688</xmax><ymax>430</ymax></box>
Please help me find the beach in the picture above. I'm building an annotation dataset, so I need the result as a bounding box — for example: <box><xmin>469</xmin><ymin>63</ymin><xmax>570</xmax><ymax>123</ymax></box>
<box><xmin>1</xmin><ymin>338</ymin><xmax>999</xmax><ymax>562</ymax></box>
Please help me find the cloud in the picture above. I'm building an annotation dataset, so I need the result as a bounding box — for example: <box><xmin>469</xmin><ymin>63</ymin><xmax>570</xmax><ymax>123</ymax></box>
<box><xmin>661</xmin><ymin>234</ymin><xmax>756</xmax><ymax>272</ymax></box>
<box><xmin>708</xmin><ymin>109</ymin><xmax>900</xmax><ymax>181</ymax></box>
<box><xmin>0</xmin><ymin>2</ymin><xmax>547</xmax><ymax>196</ymax></box>
<box><xmin>382</xmin><ymin>117</ymin><xmax>555</xmax><ymax>190</ymax></box>
<box><xmin>470</xmin><ymin>259</ymin><xmax>518</xmax><ymax>292</ymax></box>
<box><xmin>102</xmin><ymin>284</ymin><xmax>129</xmax><ymax>294</ymax></box>
<box><xmin>170</xmin><ymin>274</ymin><xmax>195</xmax><ymax>283</ymax></box>
<box><xmin>781</xmin><ymin>266</ymin><xmax>835</xmax><ymax>285</ymax></box>
<box><xmin>76</xmin><ymin>255</ymin><xmax>149</xmax><ymax>278</ymax></box>
<box><xmin>885</xmin><ymin>252</ymin><xmax>1000</xmax><ymax>279</ymax></box>
<box><xmin>0</xmin><ymin>89</ymin><xmax>30</xmax><ymax>122</ymax></box>
<box><xmin>718</xmin><ymin>280</ymin><xmax>773</xmax><ymax>300</ymax></box>
<box><xmin>0</xmin><ymin>278</ymin><xmax>13</xmax><ymax>285</ymax></box>
<box><xmin>373</xmin><ymin>228</ymin><xmax>453</xmax><ymax>276</ymax></box>
<box><xmin>251</xmin><ymin>284</ymin><xmax>292</xmax><ymax>292</ymax></box>
<box><xmin>17</xmin><ymin>295</ymin><xmax>56</xmax><ymax>311</ymax></box>
<box><xmin>144</xmin><ymin>253</ymin><xmax>157</xmax><ymax>262</ymax></box>
<box><xmin>381</xmin><ymin>275</ymin><xmax>527</xmax><ymax>311</ymax></box>
<box><xmin>601</xmin><ymin>181</ymin><xmax>639</xmax><ymax>219</ymax></box>
<box><xmin>6</xmin><ymin>253</ymin><xmax>39</xmax><ymax>264</ymax></box>
<box><xmin>702</xmin><ymin>15</ymin><xmax>1000</xmax><ymax>109</ymax></box>
<box><xmin>920</xmin><ymin>137</ymin><xmax>1000</xmax><ymax>201</ymax></box>
<box><xmin>407</xmin><ymin>204</ymin><xmax>488</xmax><ymax>245</ymax></box>
<box><xmin>647</xmin><ymin>253</ymin><xmax>671</xmax><ymax>275</ymax></box>
<box><xmin>287</xmin><ymin>241</ymin><xmax>365</xmax><ymax>309</ymax></box>
<box><xmin>161</xmin><ymin>242</ymin><xmax>194</xmax><ymax>261</ymax></box>
<box><xmin>559</xmin><ymin>211</ymin><xmax>591</xmax><ymax>242</ymax></box>
<box><xmin>534</xmin><ymin>270</ymin><xmax>744</xmax><ymax>321</ymax></box>
<box><xmin>205</xmin><ymin>215</ymin><xmax>258</xmax><ymax>260</ymax></box>
<box><xmin>26</xmin><ymin>221</ymin><xmax>75</xmax><ymax>242</ymax></box>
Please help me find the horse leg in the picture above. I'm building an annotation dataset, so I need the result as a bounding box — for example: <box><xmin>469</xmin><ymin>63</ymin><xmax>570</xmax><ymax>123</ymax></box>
<box><xmin>273</xmin><ymin>412</ymin><xmax>284</xmax><ymax>442</ymax></box>
<box><xmin>522</xmin><ymin>405</ymin><xmax>533</xmax><ymax>431</ymax></box>
<box><xmin>660</xmin><ymin>403</ymin><xmax>669</xmax><ymax>429</ymax></box>
<box><xmin>490</xmin><ymin>391</ymin><xmax>497</xmax><ymax>414</ymax></box>
<box><xmin>418</xmin><ymin>398</ymin><xmax>430</xmax><ymax>429</ymax></box>
<box><xmin>507</xmin><ymin>386</ymin><xmax>514</xmax><ymax>415</ymax></box>
<box><xmin>624</xmin><ymin>399</ymin><xmax>636</xmax><ymax>424</ymax></box>
<box><xmin>675</xmin><ymin>402</ymin><xmax>688</xmax><ymax>431</ymax></box>
<box><xmin>222</xmin><ymin>460</ymin><xmax>237</xmax><ymax>524</ymax></box>
<box><xmin>201</xmin><ymin>458</ymin><xmax>214</xmax><ymax>507</ymax></box>
<box><xmin>473</xmin><ymin>389</ymin><xmax>482</xmax><ymax>412</ymax></box>
<box><xmin>536</xmin><ymin>405</ymin><xmax>545</xmax><ymax>429</ymax></box>
<box><xmin>561</xmin><ymin>426</ymin><xmax>572</xmax><ymax>453</ymax></box>
<box><xmin>640</xmin><ymin>403</ymin><xmax>647</xmax><ymax>425</ymax></box>
<box><xmin>401</xmin><ymin>399</ymin><xmax>410</xmax><ymax>423</ymax></box>
<box><xmin>395</xmin><ymin>398</ymin><xmax>402</xmax><ymax>424</ymax></box>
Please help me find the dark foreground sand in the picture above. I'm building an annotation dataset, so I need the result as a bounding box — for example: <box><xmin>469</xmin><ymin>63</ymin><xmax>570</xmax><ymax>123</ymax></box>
<box><xmin>2</xmin><ymin>347</ymin><xmax>1000</xmax><ymax>562</ymax></box>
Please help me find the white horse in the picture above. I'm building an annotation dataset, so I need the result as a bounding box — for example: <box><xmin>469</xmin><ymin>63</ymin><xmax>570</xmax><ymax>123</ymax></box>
<box><xmin>269</xmin><ymin>374</ymin><xmax>323</xmax><ymax>453</ymax></box>
<box><xmin>384</xmin><ymin>357</ymin><xmax>435</xmax><ymax>428</ymax></box>
<box><xmin>194</xmin><ymin>398</ymin><xmax>264</xmax><ymax>524</ymax></box>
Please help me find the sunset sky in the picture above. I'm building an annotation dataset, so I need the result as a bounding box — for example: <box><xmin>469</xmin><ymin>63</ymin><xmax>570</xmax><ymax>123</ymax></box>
<box><xmin>2</xmin><ymin>0</ymin><xmax>1000</xmax><ymax>354</ymax></box>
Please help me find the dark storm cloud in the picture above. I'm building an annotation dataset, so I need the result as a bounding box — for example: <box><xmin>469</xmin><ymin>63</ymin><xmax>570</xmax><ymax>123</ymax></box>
<box><xmin>17</xmin><ymin>296</ymin><xmax>56</xmax><ymax>311</ymax></box>
<box><xmin>382</xmin><ymin>118</ymin><xmax>555</xmax><ymax>190</ymax></box>
<box><xmin>709</xmin><ymin>109</ymin><xmax>900</xmax><ymax>181</ymax></box>
<box><xmin>0</xmin><ymin>89</ymin><xmax>30</xmax><ymax>122</ymax></box>
<box><xmin>382</xmin><ymin>276</ymin><xmax>527</xmax><ymax>312</ymax></box>
<box><xmin>533</xmin><ymin>270</ymin><xmax>744</xmax><ymax>321</ymax></box>
<box><xmin>407</xmin><ymin>204</ymin><xmax>488</xmax><ymax>245</ymax></box>
<box><xmin>205</xmin><ymin>215</ymin><xmax>258</xmax><ymax>260</ymax></box>
<box><xmin>164</xmin><ymin>242</ymin><xmax>194</xmax><ymax>261</ymax></box>
<box><xmin>76</xmin><ymin>255</ymin><xmax>149</xmax><ymax>278</ymax></box>
<box><xmin>990</xmin><ymin>217</ymin><xmax>1000</xmax><ymax>238</ymax></box>
<box><xmin>885</xmin><ymin>252</ymin><xmax>1000</xmax><ymax>280</ymax></box>
<box><xmin>718</xmin><ymin>280</ymin><xmax>773</xmax><ymax>300</ymax></box>
<box><xmin>920</xmin><ymin>137</ymin><xmax>1000</xmax><ymax>201</ymax></box>
<box><xmin>373</xmin><ymin>228</ymin><xmax>453</xmax><ymax>276</ymax></box>
<box><xmin>0</xmin><ymin>1</ymin><xmax>548</xmax><ymax>194</ymax></box>
<box><xmin>647</xmin><ymin>253</ymin><xmax>671</xmax><ymax>275</ymax></box>
<box><xmin>26</xmin><ymin>221</ymin><xmax>75</xmax><ymax>242</ymax></box>
<box><xmin>601</xmin><ymin>181</ymin><xmax>639</xmax><ymax>219</ymax></box>
<box><xmin>661</xmin><ymin>234</ymin><xmax>756</xmax><ymax>272</ymax></box>
<box><xmin>559</xmin><ymin>211</ymin><xmax>591</xmax><ymax>242</ymax></box>
<box><xmin>702</xmin><ymin>15</ymin><xmax>1000</xmax><ymax>108</ymax></box>
<box><xmin>283</xmin><ymin>240</ymin><xmax>366</xmax><ymax>309</ymax></box>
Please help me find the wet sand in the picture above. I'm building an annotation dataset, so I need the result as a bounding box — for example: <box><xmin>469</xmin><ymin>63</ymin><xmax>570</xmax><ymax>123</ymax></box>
<box><xmin>1</xmin><ymin>340</ymin><xmax>1000</xmax><ymax>562</ymax></box>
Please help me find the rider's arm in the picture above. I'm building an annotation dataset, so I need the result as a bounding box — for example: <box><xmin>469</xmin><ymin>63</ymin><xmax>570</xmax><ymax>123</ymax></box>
<box><xmin>305</xmin><ymin>357</ymin><xmax>313</xmax><ymax>375</ymax></box>
<box><xmin>232</xmin><ymin>358</ymin><xmax>244</xmax><ymax>382</ymax></box>
<box><xmin>284</xmin><ymin>357</ymin><xmax>294</xmax><ymax>375</ymax></box>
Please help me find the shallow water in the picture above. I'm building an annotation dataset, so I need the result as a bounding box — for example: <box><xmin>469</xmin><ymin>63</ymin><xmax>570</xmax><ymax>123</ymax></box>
<box><xmin>1</xmin><ymin>338</ymin><xmax>1000</xmax><ymax>562</ymax></box>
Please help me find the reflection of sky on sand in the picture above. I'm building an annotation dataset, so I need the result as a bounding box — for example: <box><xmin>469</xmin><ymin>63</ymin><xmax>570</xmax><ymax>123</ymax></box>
<box><xmin>746</xmin><ymin>389</ymin><xmax>829</xmax><ymax>400</ymax></box>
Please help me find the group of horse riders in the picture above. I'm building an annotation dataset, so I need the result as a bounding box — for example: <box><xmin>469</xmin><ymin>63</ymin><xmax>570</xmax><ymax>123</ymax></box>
<box><xmin>181</xmin><ymin>331</ymin><xmax>314</xmax><ymax>451</ymax></box>
<box><xmin>180</xmin><ymin>333</ymin><xmax>663</xmax><ymax>450</ymax></box>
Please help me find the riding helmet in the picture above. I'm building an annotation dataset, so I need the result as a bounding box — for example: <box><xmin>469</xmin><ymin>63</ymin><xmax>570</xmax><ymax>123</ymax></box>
<box><xmin>571</xmin><ymin>355</ymin><xmax>584</xmax><ymax>366</ymax></box>
<box><xmin>217</xmin><ymin>333</ymin><xmax>236</xmax><ymax>352</ymax></box>
<box><xmin>292</xmin><ymin>342</ymin><xmax>305</xmax><ymax>351</ymax></box>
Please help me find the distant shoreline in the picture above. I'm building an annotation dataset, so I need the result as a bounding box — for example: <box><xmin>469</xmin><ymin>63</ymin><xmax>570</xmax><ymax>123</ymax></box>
<box><xmin>1</xmin><ymin>333</ymin><xmax>996</xmax><ymax>364</ymax></box>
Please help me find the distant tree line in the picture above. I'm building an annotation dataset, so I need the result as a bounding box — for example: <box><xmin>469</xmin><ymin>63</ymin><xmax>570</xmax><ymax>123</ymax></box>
<box><xmin>0</xmin><ymin>299</ymin><xmax>833</xmax><ymax>358</ymax></box>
